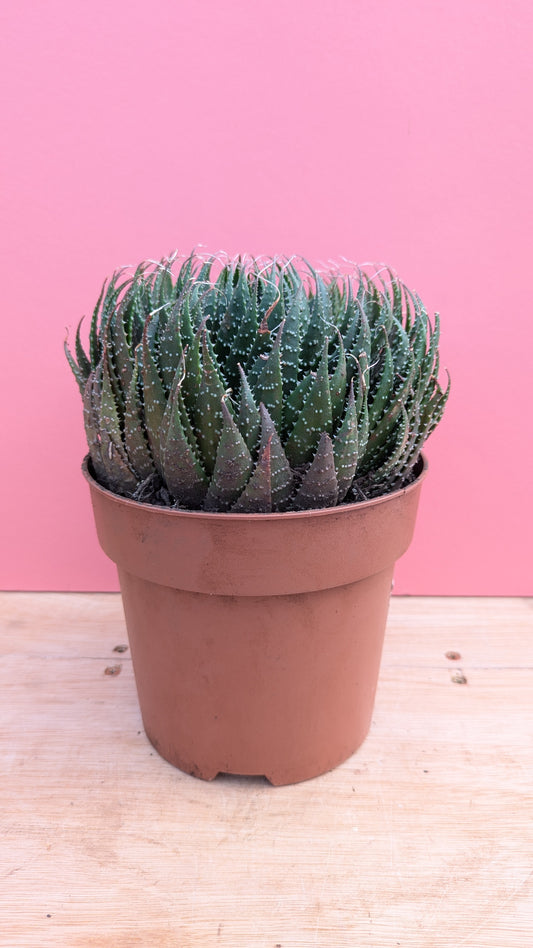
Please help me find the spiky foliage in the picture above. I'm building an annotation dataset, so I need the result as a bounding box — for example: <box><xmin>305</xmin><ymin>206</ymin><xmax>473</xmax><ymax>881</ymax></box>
<box><xmin>66</xmin><ymin>252</ymin><xmax>449</xmax><ymax>512</ymax></box>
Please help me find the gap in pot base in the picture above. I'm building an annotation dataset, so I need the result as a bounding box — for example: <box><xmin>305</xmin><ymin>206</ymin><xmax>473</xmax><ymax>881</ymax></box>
<box><xmin>143</xmin><ymin>724</ymin><xmax>370</xmax><ymax>786</ymax></box>
<box><xmin>121</xmin><ymin>566</ymin><xmax>389</xmax><ymax>787</ymax></box>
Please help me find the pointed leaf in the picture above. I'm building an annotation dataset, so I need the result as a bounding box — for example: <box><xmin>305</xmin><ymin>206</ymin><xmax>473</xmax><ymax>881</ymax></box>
<box><xmin>253</xmin><ymin>322</ymin><xmax>284</xmax><ymax>429</ymax></box>
<box><xmin>285</xmin><ymin>345</ymin><xmax>332</xmax><ymax>467</ymax></box>
<box><xmin>203</xmin><ymin>400</ymin><xmax>253</xmax><ymax>511</ymax></box>
<box><xmin>231</xmin><ymin>439</ymin><xmax>273</xmax><ymax>513</ymax></box>
<box><xmin>368</xmin><ymin>332</ymin><xmax>394</xmax><ymax>427</ymax></box>
<box><xmin>333</xmin><ymin>380</ymin><xmax>358</xmax><ymax>502</ymax></box>
<box><xmin>64</xmin><ymin>334</ymin><xmax>88</xmax><ymax>396</ymax></box>
<box><xmin>280</xmin><ymin>289</ymin><xmax>303</xmax><ymax>394</ymax></box>
<box><xmin>223</xmin><ymin>264</ymin><xmax>258</xmax><ymax>384</ymax></box>
<box><xmin>82</xmin><ymin>371</ymin><xmax>106</xmax><ymax>482</ymax></box>
<box><xmin>93</xmin><ymin>363</ymin><xmax>137</xmax><ymax>494</ymax></box>
<box><xmin>293</xmin><ymin>433</ymin><xmax>338</xmax><ymax>510</ymax></box>
<box><xmin>74</xmin><ymin>318</ymin><xmax>92</xmax><ymax>376</ymax></box>
<box><xmin>259</xmin><ymin>404</ymin><xmax>293</xmax><ymax>510</ymax></box>
<box><xmin>329</xmin><ymin>331</ymin><xmax>347</xmax><ymax>429</ymax></box>
<box><xmin>338</xmin><ymin>274</ymin><xmax>360</xmax><ymax>339</ymax></box>
<box><xmin>301</xmin><ymin>269</ymin><xmax>332</xmax><ymax>370</ymax></box>
<box><xmin>283</xmin><ymin>372</ymin><xmax>314</xmax><ymax>434</ymax></box>
<box><xmin>193</xmin><ymin>332</ymin><xmax>227</xmax><ymax>476</ymax></box>
<box><xmin>89</xmin><ymin>279</ymin><xmax>108</xmax><ymax>366</ymax></box>
<box><xmin>209</xmin><ymin>261</ymin><xmax>236</xmax><ymax>361</ymax></box>
<box><xmin>183</xmin><ymin>326</ymin><xmax>202</xmax><ymax>405</ymax></box>
<box><xmin>371</xmin><ymin>403</ymin><xmax>410</xmax><ymax>481</ymax></box>
<box><xmin>237</xmin><ymin>363</ymin><xmax>261</xmax><ymax>451</ymax></box>
<box><xmin>141</xmin><ymin>319</ymin><xmax>168</xmax><ymax>473</ymax></box>
<box><xmin>353</xmin><ymin>350</ymin><xmax>369</xmax><ymax>417</ymax></box>
<box><xmin>157</xmin><ymin>302</ymin><xmax>184</xmax><ymax>393</ymax></box>
<box><xmin>357</xmin><ymin>384</ymin><xmax>370</xmax><ymax>462</ymax></box>
<box><xmin>256</xmin><ymin>261</ymin><xmax>281</xmax><ymax>329</ymax></box>
<box><xmin>419</xmin><ymin>313</ymin><xmax>441</xmax><ymax>393</ymax></box>
<box><xmin>124</xmin><ymin>353</ymin><xmax>156</xmax><ymax>479</ymax></box>
<box><xmin>109</xmin><ymin>307</ymin><xmax>134</xmax><ymax>396</ymax></box>
<box><xmin>100</xmin><ymin>353</ymin><xmax>128</xmax><ymax>464</ymax></box>
<box><xmin>161</xmin><ymin>382</ymin><xmax>208</xmax><ymax>509</ymax></box>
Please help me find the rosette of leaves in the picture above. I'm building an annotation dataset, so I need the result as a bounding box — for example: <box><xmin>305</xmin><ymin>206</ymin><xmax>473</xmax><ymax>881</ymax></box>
<box><xmin>65</xmin><ymin>251</ymin><xmax>449</xmax><ymax>512</ymax></box>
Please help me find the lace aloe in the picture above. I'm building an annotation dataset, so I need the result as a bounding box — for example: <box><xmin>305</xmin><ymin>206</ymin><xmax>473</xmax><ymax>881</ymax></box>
<box><xmin>66</xmin><ymin>252</ymin><xmax>449</xmax><ymax>512</ymax></box>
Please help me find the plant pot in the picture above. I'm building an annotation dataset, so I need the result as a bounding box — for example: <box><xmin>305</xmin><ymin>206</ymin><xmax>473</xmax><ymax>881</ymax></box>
<box><xmin>83</xmin><ymin>455</ymin><xmax>428</xmax><ymax>786</ymax></box>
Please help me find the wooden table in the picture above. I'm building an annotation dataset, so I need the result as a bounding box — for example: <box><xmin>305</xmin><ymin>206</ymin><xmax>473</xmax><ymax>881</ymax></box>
<box><xmin>1</xmin><ymin>593</ymin><xmax>531</xmax><ymax>947</ymax></box>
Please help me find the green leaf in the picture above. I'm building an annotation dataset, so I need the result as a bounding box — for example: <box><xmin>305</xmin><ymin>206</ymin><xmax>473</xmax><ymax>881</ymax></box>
<box><xmin>152</xmin><ymin>260</ymin><xmax>175</xmax><ymax>311</ymax></box>
<box><xmin>183</xmin><ymin>325</ymin><xmax>202</xmax><ymax>405</ymax></box>
<box><xmin>209</xmin><ymin>262</ymin><xmax>235</xmax><ymax>362</ymax></box>
<box><xmin>203</xmin><ymin>399</ymin><xmax>253</xmax><ymax>511</ymax></box>
<box><xmin>64</xmin><ymin>334</ymin><xmax>88</xmax><ymax>396</ymax></box>
<box><xmin>365</xmin><ymin>326</ymin><xmax>415</xmax><ymax>458</ymax></box>
<box><xmin>123</xmin><ymin>352</ymin><xmax>156</xmax><ymax>480</ymax></box>
<box><xmin>223</xmin><ymin>264</ymin><xmax>258</xmax><ymax>385</ymax></box>
<box><xmin>410</xmin><ymin>310</ymin><xmax>429</xmax><ymax>369</ymax></box>
<box><xmin>357</xmin><ymin>383</ymin><xmax>370</xmax><ymax>463</ymax></box>
<box><xmin>82</xmin><ymin>371</ymin><xmax>106</xmax><ymax>482</ymax></box>
<box><xmin>175</xmin><ymin>250</ymin><xmax>199</xmax><ymax>295</ymax></box>
<box><xmin>371</xmin><ymin>403</ymin><xmax>410</xmax><ymax>482</ymax></box>
<box><xmin>244</xmin><ymin>342</ymin><xmax>271</xmax><ymax>392</ymax></box>
<box><xmin>141</xmin><ymin>318</ymin><xmax>168</xmax><ymax>474</ymax></box>
<box><xmin>97</xmin><ymin>361</ymin><xmax>138</xmax><ymax>494</ymax></box>
<box><xmin>259</xmin><ymin>403</ymin><xmax>293</xmax><ymax>510</ymax></box>
<box><xmin>352</xmin><ymin>306</ymin><xmax>371</xmax><ymax>373</ymax></box>
<box><xmin>338</xmin><ymin>274</ymin><xmax>360</xmax><ymax>339</ymax></box>
<box><xmin>100</xmin><ymin>353</ymin><xmax>127</xmax><ymax>462</ymax></box>
<box><xmin>109</xmin><ymin>309</ymin><xmax>133</xmax><ymax>400</ymax></box>
<box><xmin>301</xmin><ymin>268</ymin><xmax>332</xmax><ymax>370</ymax></box>
<box><xmin>89</xmin><ymin>279</ymin><xmax>107</xmax><ymax>366</ymax></box>
<box><xmin>329</xmin><ymin>331</ymin><xmax>347</xmax><ymax>430</ymax></box>
<box><xmin>192</xmin><ymin>332</ymin><xmax>227</xmax><ymax>476</ymax></box>
<box><xmin>293</xmin><ymin>433</ymin><xmax>338</xmax><ymax>510</ymax></box>
<box><xmin>101</xmin><ymin>270</ymin><xmax>130</xmax><ymax>338</ymax></box>
<box><xmin>389</xmin><ymin>316</ymin><xmax>412</xmax><ymax>385</ymax></box>
<box><xmin>178</xmin><ymin>292</ymin><xmax>195</xmax><ymax>348</ymax></box>
<box><xmin>122</xmin><ymin>273</ymin><xmax>149</xmax><ymax>349</ymax></box>
<box><xmin>368</xmin><ymin>331</ymin><xmax>394</xmax><ymax>428</ymax></box>
<box><xmin>74</xmin><ymin>318</ymin><xmax>92</xmax><ymax>377</ymax></box>
<box><xmin>285</xmin><ymin>345</ymin><xmax>332</xmax><ymax>467</ymax></box>
<box><xmin>419</xmin><ymin>313</ymin><xmax>441</xmax><ymax>393</ymax></box>
<box><xmin>231</xmin><ymin>439</ymin><xmax>273</xmax><ymax>513</ymax></box>
<box><xmin>161</xmin><ymin>378</ymin><xmax>208</xmax><ymax>509</ymax></box>
<box><xmin>333</xmin><ymin>380</ymin><xmax>358</xmax><ymax>502</ymax></box>
<box><xmin>256</xmin><ymin>260</ymin><xmax>282</xmax><ymax>329</ymax></box>
<box><xmin>280</xmin><ymin>289</ymin><xmax>303</xmax><ymax>395</ymax></box>
<box><xmin>352</xmin><ymin>350</ymin><xmax>369</xmax><ymax>417</ymax></box>
<box><xmin>157</xmin><ymin>302</ymin><xmax>184</xmax><ymax>393</ymax></box>
<box><xmin>396</xmin><ymin>402</ymin><xmax>421</xmax><ymax>478</ymax></box>
<box><xmin>237</xmin><ymin>364</ymin><xmax>261</xmax><ymax>451</ymax></box>
<box><xmin>252</xmin><ymin>322</ymin><xmax>284</xmax><ymax>429</ymax></box>
<box><xmin>283</xmin><ymin>372</ymin><xmax>314</xmax><ymax>435</ymax></box>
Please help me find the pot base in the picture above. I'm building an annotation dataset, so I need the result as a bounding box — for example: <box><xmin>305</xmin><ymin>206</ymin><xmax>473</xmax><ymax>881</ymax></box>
<box><xmin>119</xmin><ymin>565</ymin><xmax>393</xmax><ymax>786</ymax></box>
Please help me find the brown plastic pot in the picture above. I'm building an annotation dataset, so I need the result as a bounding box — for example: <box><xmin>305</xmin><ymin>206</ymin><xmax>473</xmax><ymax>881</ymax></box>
<box><xmin>83</xmin><ymin>455</ymin><xmax>428</xmax><ymax>785</ymax></box>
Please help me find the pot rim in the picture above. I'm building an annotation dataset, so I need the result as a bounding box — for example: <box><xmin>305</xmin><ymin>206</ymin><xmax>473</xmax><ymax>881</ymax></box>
<box><xmin>82</xmin><ymin>453</ymin><xmax>428</xmax><ymax>522</ymax></box>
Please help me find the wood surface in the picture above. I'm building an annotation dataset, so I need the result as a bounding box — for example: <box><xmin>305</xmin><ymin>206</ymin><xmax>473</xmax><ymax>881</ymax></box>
<box><xmin>1</xmin><ymin>593</ymin><xmax>531</xmax><ymax>948</ymax></box>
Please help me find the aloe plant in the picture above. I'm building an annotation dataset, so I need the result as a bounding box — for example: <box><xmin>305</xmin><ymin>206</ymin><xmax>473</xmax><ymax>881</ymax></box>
<box><xmin>65</xmin><ymin>251</ymin><xmax>449</xmax><ymax>512</ymax></box>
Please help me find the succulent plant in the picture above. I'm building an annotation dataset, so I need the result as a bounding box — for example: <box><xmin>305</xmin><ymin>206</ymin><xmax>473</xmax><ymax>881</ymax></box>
<box><xmin>66</xmin><ymin>251</ymin><xmax>449</xmax><ymax>512</ymax></box>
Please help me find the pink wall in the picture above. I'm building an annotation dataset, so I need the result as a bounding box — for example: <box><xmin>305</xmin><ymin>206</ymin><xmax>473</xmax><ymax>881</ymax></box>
<box><xmin>1</xmin><ymin>0</ymin><xmax>532</xmax><ymax>594</ymax></box>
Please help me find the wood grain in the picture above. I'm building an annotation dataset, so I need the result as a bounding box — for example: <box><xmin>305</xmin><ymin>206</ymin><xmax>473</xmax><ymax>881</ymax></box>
<box><xmin>1</xmin><ymin>593</ymin><xmax>531</xmax><ymax>947</ymax></box>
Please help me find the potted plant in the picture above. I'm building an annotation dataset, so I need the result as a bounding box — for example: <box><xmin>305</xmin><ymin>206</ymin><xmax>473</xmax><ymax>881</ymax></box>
<box><xmin>65</xmin><ymin>251</ymin><xmax>449</xmax><ymax>785</ymax></box>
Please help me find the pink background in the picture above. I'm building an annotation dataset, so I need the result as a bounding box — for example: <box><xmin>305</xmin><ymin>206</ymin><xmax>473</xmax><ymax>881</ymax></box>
<box><xmin>1</xmin><ymin>0</ymin><xmax>532</xmax><ymax>594</ymax></box>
